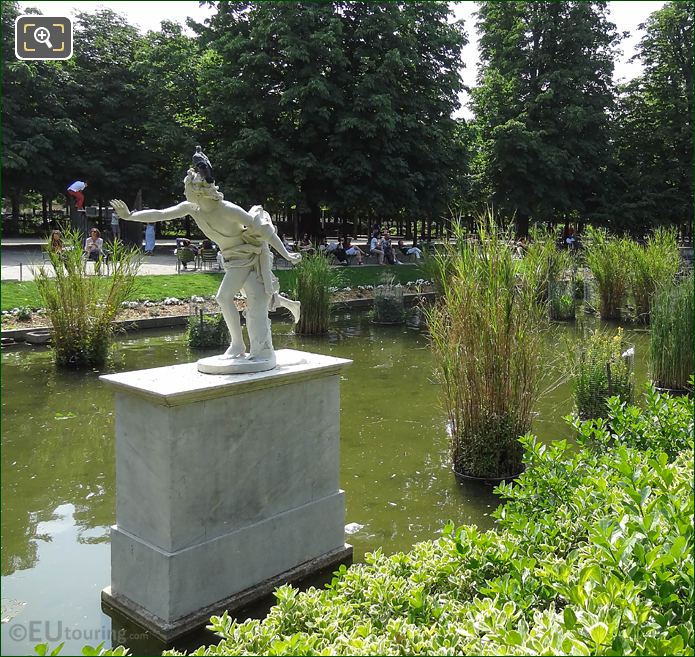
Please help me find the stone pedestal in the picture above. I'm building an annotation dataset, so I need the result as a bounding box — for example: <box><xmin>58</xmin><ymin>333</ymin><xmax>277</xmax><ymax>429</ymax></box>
<box><xmin>100</xmin><ymin>349</ymin><xmax>353</xmax><ymax>641</ymax></box>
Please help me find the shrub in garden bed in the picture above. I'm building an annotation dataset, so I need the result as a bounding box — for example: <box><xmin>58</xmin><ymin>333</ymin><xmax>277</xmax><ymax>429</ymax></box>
<box><xmin>158</xmin><ymin>388</ymin><xmax>693</xmax><ymax>656</ymax></box>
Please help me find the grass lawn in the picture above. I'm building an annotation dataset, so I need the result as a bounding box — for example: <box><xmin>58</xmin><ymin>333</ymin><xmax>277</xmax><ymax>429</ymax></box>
<box><xmin>1</xmin><ymin>265</ymin><xmax>425</xmax><ymax>311</ymax></box>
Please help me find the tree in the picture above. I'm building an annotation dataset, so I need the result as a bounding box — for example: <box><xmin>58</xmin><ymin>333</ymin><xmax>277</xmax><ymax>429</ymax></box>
<box><xmin>472</xmin><ymin>1</ymin><xmax>620</xmax><ymax>235</ymax></box>
<box><xmin>2</xmin><ymin>2</ymin><xmax>78</xmax><ymax>223</ymax></box>
<box><xmin>132</xmin><ymin>20</ymin><xmax>208</xmax><ymax>207</ymax></box>
<box><xmin>612</xmin><ymin>2</ymin><xmax>693</xmax><ymax>233</ymax></box>
<box><xmin>196</xmin><ymin>1</ymin><xmax>467</xmax><ymax>236</ymax></box>
<box><xmin>334</xmin><ymin>2</ymin><xmax>467</xmax><ymax>235</ymax></box>
<box><xmin>67</xmin><ymin>10</ymin><xmax>149</xmax><ymax>208</ymax></box>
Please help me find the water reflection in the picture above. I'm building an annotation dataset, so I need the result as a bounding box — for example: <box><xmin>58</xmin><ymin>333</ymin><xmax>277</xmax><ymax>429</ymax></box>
<box><xmin>0</xmin><ymin>313</ymin><xmax>650</xmax><ymax>654</ymax></box>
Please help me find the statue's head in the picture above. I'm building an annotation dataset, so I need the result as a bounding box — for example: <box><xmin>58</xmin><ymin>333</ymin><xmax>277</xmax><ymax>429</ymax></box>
<box><xmin>183</xmin><ymin>169</ymin><xmax>224</xmax><ymax>203</ymax></box>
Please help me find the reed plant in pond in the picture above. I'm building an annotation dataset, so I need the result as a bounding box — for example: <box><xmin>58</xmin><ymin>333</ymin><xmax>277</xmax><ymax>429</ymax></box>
<box><xmin>291</xmin><ymin>252</ymin><xmax>342</xmax><ymax>335</ymax></box>
<box><xmin>628</xmin><ymin>227</ymin><xmax>680</xmax><ymax>323</ymax></box>
<box><xmin>570</xmin><ymin>327</ymin><xmax>634</xmax><ymax>420</ymax></box>
<box><xmin>584</xmin><ymin>227</ymin><xmax>631</xmax><ymax>320</ymax></box>
<box><xmin>34</xmin><ymin>228</ymin><xmax>141</xmax><ymax>368</ymax></box>
<box><xmin>372</xmin><ymin>275</ymin><xmax>405</xmax><ymax>324</ymax></box>
<box><xmin>518</xmin><ymin>228</ymin><xmax>575</xmax><ymax>304</ymax></box>
<box><xmin>427</xmin><ymin>219</ymin><xmax>548</xmax><ymax>479</ymax></box>
<box><xmin>649</xmin><ymin>274</ymin><xmax>693</xmax><ymax>393</ymax></box>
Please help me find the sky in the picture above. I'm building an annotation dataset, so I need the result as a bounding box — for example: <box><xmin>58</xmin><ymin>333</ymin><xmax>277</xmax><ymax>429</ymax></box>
<box><xmin>19</xmin><ymin>0</ymin><xmax>666</xmax><ymax>118</ymax></box>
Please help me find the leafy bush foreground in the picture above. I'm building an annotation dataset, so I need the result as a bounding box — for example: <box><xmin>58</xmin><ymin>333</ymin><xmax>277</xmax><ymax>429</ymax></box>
<box><xmin>162</xmin><ymin>386</ymin><xmax>692</xmax><ymax>656</ymax></box>
<box><xmin>58</xmin><ymin>387</ymin><xmax>692</xmax><ymax>656</ymax></box>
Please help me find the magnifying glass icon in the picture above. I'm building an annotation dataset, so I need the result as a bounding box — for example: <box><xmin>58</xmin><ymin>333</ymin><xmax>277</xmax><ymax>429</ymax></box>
<box><xmin>34</xmin><ymin>26</ymin><xmax>53</xmax><ymax>49</ymax></box>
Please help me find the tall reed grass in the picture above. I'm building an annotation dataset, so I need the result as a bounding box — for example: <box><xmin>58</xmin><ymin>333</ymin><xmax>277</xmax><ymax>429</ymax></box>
<box><xmin>518</xmin><ymin>228</ymin><xmax>575</xmax><ymax>304</ymax></box>
<box><xmin>427</xmin><ymin>217</ymin><xmax>548</xmax><ymax>479</ymax></box>
<box><xmin>372</xmin><ymin>275</ymin><xmax>405</xmax><ymax>324</ymax></box>
<box><xmin>585</xmin><ymin>227</ymin><xmax>631</xmax><ymax>320</ymax></box>
<box><xmin>291</xmin><ymin>253</ymin><xmax>341</xmax><ymax>335</ymax></box>
<box><xmin>628</xmin><ymin>228</ymin><xmax>680</xmax><ymax>323</ymax></box>
<box><xmin>649</xmin><ymin>274</ymin><xmax>693</xmax><ymax>392</ymax></box>
<box><xmin>570</xmin><ymin>327</ymin><xmax>634</xmax><ymax>420</ymax></box>
<box><xmin>34</xmin><ymin>228</ymin><xmax>141</xmax><ymax>368</ymax></box>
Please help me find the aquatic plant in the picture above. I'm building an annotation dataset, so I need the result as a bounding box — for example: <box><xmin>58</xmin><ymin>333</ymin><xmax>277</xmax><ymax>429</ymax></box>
<box><xmin>649</xmin><ymin>274</ymin><xmax>693</xmax><ymax>392</ymax></box>
<box><xmin>628</xmin><ymin>227</ymin><xmax>680</xmax><ymax>323</ymax></box>
<box><xmin>187</xmin><ymin>311</ymin><xmax>230</xmax><ymax>349</ymax></box>
<box><xmin>427</xmin><ymin>216</ymin><xmax>548</xmax><ymax>479</ymax></box>
<box><xmin>291</xmin><ymin>252</ymin><xmax>342</xmax><ymax>335</ymax></box>
<box><xmin>372</xmin><ymin>275</ymin><xmax>405</xmax><ymax>324</ymax></box>
<box><xmin>34</xmin><ymin>228</ymin><xmax>141</xmax><ymax>368</ymax></box>
<box><xmin>584</xmin><ymin>228</ymin><xmax>631</xmax><ymax>320</ymax></box>
<box><xmin>570</xmin><ymin>327</ymin><xmax>634</xmax><ymax>420</ymax></box>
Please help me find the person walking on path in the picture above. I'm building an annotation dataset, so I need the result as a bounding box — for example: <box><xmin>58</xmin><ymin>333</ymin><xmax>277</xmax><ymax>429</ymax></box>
<box><xmin>67</xmin><ymin>180</ymin><xmax>88</xmax><ymax>210</ymax></box>
<box><xmin>111</xmin><ymin>209</ymin><xmax>121</xmax><ymax>239</ymax></box>
<box><xmin>144</xmin><ymin>223</ymin><xmax>156</xmax><ymax>255</ymax></box>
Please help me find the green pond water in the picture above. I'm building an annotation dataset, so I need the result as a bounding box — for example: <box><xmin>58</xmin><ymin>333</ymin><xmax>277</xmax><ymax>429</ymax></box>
<box><xmin>1</xmin><ymin>312</ymin><xmax>650</xmax><ymax>655</ymax></box>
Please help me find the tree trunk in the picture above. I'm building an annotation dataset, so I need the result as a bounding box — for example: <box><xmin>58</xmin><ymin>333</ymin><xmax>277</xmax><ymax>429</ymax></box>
<box><xmin>120</xmin><ymin>189</ymin><xmax>144</xmax><ymax>248</ymax></box>
<box><xmin>515</xmin><ymin>213</ymin><xmax>530</xmax><ymax>238</ymax></box>
<box><xmin>41</xmin><ymin>196</ymin><xmax>49</xmax><ymax>231</ymax></box>
<box><xmin>299</xmin><ymin>202</ymin><xmax>321</xmax><ymax>238</ymax></box>
<box><xmin>11</xmin><ymin>194</ymin><xmax>20</xmax><ymax>222</ymax></box>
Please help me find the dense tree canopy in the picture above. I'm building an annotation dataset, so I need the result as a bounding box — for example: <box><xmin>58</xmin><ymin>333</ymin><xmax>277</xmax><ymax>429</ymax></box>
<box><xmin>195</xmin><ymin>1</ymin><xmax>467</xmax><ymax>235</ymax></box>
<box><xmin>472</xmin><ymin>1</ymin><xmax>620</xmax><ymax>235</ymax></box>
<box><xmin>612</xmin><ymin>2</ymin><xmax>693</xmax><ymax>232</ymax></box>
<box><xmin>0</xmin><ymin>0</ymin><xmax>691</xmax><ymax>237</ymax></box>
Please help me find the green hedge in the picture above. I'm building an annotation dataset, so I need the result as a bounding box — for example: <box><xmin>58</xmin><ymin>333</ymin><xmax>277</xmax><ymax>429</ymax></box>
<box><xmin>160</xmin><ymin>386</ymin><xmax>692</xmax><ymax>656</ymax></box>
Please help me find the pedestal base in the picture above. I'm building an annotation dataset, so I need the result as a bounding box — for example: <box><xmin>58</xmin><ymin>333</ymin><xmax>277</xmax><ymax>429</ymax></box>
<box><xmin>101</xmin><ymin>544</ymin><xmax>353</xmax><ymax>643</ymax></box>
<box><xmin>99</xmin><ymin>349</ymin><xmax>353</xmax><ymax>642</ymax></box>
<box><xmin>197</xmin><ymin>352</ymin><xmax>276</xmax><ymax>374</ymax></box>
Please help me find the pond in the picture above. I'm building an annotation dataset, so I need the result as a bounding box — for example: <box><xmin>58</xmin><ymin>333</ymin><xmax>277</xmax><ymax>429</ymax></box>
<box><xmin>1</xmin><ymin>312</ymin><xmax>650</xmax><ymax>655</ymax></box>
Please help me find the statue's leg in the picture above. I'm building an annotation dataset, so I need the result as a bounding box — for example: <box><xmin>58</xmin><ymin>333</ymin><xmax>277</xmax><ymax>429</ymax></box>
<box><xmin>243</xmin><ymin>273</ymin><xmax>274</xmax><ymax>360</ymax></box>
<box><xmin>216</xmin><ymin>267</ymin><xmax>249</xmax><ymax>357</ymax></box>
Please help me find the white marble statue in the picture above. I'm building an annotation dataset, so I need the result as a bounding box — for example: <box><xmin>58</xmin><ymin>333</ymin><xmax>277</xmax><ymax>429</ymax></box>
<box><xmin>111</xmin><ymin>166</ymin><xmax>301</xmax><ymax>374</ymax></box>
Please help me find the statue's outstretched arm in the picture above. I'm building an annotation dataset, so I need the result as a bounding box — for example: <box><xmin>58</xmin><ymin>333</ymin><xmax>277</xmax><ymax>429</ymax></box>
<box><xmin>267</xmin><ymin>231</ymin><xmax>301</xmax><ymax>264</ymax></box>
<box><xmin>110</xmin><ymin>200</ymin><xmax>195</xmax><ymax>223</ymax></box>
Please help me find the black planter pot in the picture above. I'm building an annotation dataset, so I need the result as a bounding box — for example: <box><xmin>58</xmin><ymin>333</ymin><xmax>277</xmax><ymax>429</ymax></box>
<box><xmin>453</xmin><ymin>464</ymin><xmax>525</xmax><ymax>485</ymax></box>
<box><xmin>654</xmin><ymin>385</ymin><xmax>691</xmax><ymax>398</ymax></box>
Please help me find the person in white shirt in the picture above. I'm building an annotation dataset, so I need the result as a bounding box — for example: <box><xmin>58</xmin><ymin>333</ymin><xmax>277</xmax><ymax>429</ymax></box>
<box><xmin>67</xmin><ymin>180</ymin><xmax>88</xmax><ymax>210</ymax></box>
<box><xmin>369</xmin><ymin>233</ymin><xmax>385</xmax><ymax>265</ymax></box>
<box><xmin>84</xmin><ymin>228</ymin><xmax>104</xmax><ymax>273</ymax></box>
